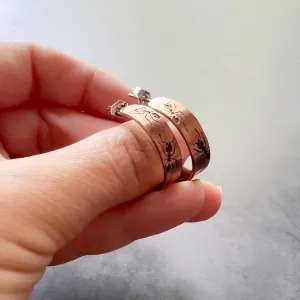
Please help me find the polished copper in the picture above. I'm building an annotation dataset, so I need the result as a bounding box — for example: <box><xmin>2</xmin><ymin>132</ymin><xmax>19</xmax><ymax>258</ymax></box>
<box><xmin>107</xmin><ymin>101</ymin><xmax>183</xmax><ymax>185</ymax></box>
<box><xmin>149</xmin><ymin>97</ymin><xmax>210</xmax><ymax>180</ymax></box>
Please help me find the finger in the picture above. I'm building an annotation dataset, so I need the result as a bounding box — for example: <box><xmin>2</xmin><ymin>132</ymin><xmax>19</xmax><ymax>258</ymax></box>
<box><xmin>189</xmin><ymin>181</ymin><xmax>222</xmax><ymax>222</ymax></box>
<box><xmin>4</xmin><ymin>121</ymin><xmax>164</xmax><ymax>252</ymax></box>
<box><xmin>0</xmin><ymin>140</ymin><xmax>9</xmax><ymax>160</ymax></box>
<box><xmin>39</xmin><ymin>108</ymin><xmax>118</xmax><ymax>150</ymax></box>
<box><xmin>50</xmin><ymin>180</ymin><xmax>221</xmax><ymax>265</ymax></box>
<box><xmin>0</xmin><ymin>42</ymin><xmax>134</xmax><ymax>119</ymax></box>
<box><xmin>0</xmin><ymin>107</ymin><xmax>190</xmax><ymax>161</ymax></box>
<box><xmin>0</xmin><ymin>108</ymin><xmax>118</xmax><ymax>157</ymax></box>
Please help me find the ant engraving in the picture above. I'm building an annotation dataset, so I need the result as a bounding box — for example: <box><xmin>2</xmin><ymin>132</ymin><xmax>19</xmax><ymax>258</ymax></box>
<box><xmin>159</xmin><ymin>134</ymin><xmax>178</xmax><ymax>177</ymax></box>
<box><xmin>190</xmin><ymin>129</ymin><xmax>210</xmax><ymax>160</ymax></box>
<box><xmin>130</xmin><ymin>107</ymin><xmax>161</xmax><ymax>124</ymax></box>
<box><xmin>163</xmin><ymin>101</ymin><xmax>188</xmax><ymax>131</ymax></box>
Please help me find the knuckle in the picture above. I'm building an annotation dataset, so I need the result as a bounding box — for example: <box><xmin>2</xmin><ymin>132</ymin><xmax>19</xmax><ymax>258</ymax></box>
<box><xmin>99</xmin><ymin>122</ymin><xmax>163</xmax><ymax>196</ymax></box>
<box><xmin>50</xmin><ymin>121</ymin><xmax>164</xmax><ymax>210</ymax></box>
<box><xmin>109</xmin><ymin>126</ymin><xmax>153</xmax><ymax>189</ymax></box>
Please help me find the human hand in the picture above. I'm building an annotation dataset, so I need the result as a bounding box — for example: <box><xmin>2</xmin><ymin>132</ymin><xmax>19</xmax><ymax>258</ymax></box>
<box><xmin>0</xmin><ymin>42</ymin><xmax>222</xmax><ymax>299</ymax></box>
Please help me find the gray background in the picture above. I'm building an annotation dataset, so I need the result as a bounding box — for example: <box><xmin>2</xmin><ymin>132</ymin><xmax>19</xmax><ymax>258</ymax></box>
<box><xmin>1</xmin><ymin>0</ymin><xmax>300</xmax><ymax>299</ymax></box>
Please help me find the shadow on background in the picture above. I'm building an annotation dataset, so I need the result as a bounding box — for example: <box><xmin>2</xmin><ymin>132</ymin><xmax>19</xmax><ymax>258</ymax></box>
<box><xmin>31</xmin><ymin>244</ymin><xmax>202</xmax><ymax>300</ymax></box>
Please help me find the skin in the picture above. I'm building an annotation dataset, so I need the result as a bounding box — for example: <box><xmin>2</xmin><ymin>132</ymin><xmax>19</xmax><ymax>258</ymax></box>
<box><xmin>0</xmin><ymin>42</ymin><xmax>222</xmax><ymax>299</ymax></box>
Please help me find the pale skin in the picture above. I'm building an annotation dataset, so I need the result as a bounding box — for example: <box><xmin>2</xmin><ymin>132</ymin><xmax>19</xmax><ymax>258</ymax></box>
<box><xmin>0</xmin><ymin>42</ymin><xmax>222</xmax><ymax>299</ymax></box>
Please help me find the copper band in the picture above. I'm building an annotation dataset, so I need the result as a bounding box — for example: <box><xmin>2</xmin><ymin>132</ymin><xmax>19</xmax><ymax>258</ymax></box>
<box><xmin>108</xmin><ymin>101</ymin><xmax>183</xmax><ymax>186</ymax></box>
<box><xmin>149</xmin><ymin>97</ymin><xmax>210</xmax><ymax>180</ymax></box>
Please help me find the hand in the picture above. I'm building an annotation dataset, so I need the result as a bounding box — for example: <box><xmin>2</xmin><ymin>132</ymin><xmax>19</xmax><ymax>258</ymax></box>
<box><xmin>0</xmin><ymin>42</ymin><xmax>222</xmax><ymax>299</ymax></box>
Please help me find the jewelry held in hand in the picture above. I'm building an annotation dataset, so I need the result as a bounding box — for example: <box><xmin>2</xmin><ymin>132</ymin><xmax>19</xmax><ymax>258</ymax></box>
<box><xmin>128</xmin><ymin>87</ymin><xmax>211</xmax><ymax>180</ymax></box>
<box><xmin>107</xmin><ymin>100</ymin><xmax>183</xmax><ymax>186</ymax></box>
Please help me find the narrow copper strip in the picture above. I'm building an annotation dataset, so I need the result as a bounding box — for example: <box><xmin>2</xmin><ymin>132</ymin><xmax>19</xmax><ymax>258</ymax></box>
<box><xmin>128</xmin><ymin>87</ymin><xmax>210</xmax><ymax>180</ymax></box>
<box><xmin>108</xmin><ymin>101</ymin><xmax>183</xmax><ymax>185</ymax></box>
<box><xmin>150</xmin><ymin>97</ymin><xmax>210</xmax><ymax>180</ymax></box>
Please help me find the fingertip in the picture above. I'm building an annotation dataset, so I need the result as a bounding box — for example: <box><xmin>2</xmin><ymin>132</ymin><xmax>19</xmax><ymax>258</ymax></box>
<box><xmin>189</xmin><ymin>180</ymin><xmax>222</xmax><ymax>222</ymax></box>
<box><xmin>149</xmin><ymin>179</ymin><xmax>206</xmax><ymax>220</ymax></box>
<box><xmin>127</xmin><ymin>179</ymin><xmax>207</xmax><ymax>238</ymax></box>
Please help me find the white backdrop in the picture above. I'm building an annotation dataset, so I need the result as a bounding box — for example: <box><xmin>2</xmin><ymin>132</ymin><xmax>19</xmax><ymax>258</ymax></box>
<box><xmin>1</xmin><ymin>0</ymin><xmax>300</xmax><ymax>299</ymax></box>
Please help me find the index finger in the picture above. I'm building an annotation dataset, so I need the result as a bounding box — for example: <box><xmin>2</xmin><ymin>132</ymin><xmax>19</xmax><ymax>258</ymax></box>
<box><xmin>0</xmin><ymin>42</ymin><xmax>134</xmax><ymax>120</ymax></box>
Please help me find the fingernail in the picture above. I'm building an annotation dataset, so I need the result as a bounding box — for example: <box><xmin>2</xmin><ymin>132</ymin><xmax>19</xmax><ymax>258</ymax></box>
<box><xmin>218</xmin><ymin>186</ymin><xmax>222</xmax><ymax>193</ymax></box>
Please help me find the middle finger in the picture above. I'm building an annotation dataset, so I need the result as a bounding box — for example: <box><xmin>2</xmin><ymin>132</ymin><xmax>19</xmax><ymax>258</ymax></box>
<box><xmin>0</xmin><ymin>108</ymin><xmax>118</xmax><ymax>157</ymax></box>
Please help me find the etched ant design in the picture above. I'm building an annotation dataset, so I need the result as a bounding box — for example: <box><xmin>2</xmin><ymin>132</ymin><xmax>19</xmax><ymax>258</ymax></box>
<box><xmin>130</xmin><ymin>107</ymin><xmax>162</xmax><ymax>124</ymax></box>
<box><xmin>189</xmin><ymin>129</ymin><xmax>210</xmax><ymax>160</ymax></box>
<box><xmin>163</xmin><ymin>101</ymin><xmax>188</xmax><ymax>131</ymax></box>
<box><xmin>158</xmin><ymin>134</ymin><xmax>179</xmax><ymax>178</ymax></box>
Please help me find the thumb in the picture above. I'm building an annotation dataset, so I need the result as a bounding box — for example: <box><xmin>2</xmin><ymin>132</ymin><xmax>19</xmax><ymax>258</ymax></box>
<box><xmin>4</xmin><ymin>121</ymin><xmax>165</xmax><ymax>248</ymax></box>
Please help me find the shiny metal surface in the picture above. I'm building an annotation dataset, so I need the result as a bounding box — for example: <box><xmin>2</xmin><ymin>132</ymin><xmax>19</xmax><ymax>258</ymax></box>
<box><xmin>150</xmin><ymin>97</ymin><xmax>210</xmax><ymax>180</ymax></box>
<box><xmin>109</xmin><ymin>101</ymin><xmax>183</xmax><ymax>185</ymax></box>
<box><xmin>127</xmin><ymin>88</ymin><xmax>211</xmax><ymax>180</ymax></box>
<box><xmin>0</xmin><ymin>0</ymin><xmax>299</xmax><ymax>299</ymax></box>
